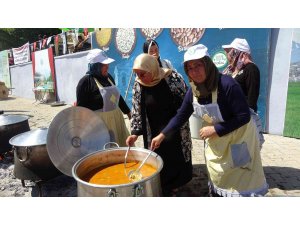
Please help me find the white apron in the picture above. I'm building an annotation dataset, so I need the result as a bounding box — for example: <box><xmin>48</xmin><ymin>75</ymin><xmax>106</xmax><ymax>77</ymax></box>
<box><xmin>193</xmin><ymin>89</ymin><xmax>268</xmax><ymax>196</ymax></box>
<box><xmin>93</xmin><ymin>78</ymin><xmax>129</xmax><ymax>147</ymax></box>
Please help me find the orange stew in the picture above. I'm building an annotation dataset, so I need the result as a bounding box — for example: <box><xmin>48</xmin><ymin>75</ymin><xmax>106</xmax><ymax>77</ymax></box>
<box><xmin>83</xmin><ymin>162</ymin><xmax>157</xmax><ymax>185</ymax></box>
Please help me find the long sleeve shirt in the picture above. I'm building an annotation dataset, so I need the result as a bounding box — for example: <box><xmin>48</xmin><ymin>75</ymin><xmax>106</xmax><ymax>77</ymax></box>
<box><xmin>234</xmin><ymin>63</ymin><xmax>260</xmax><ymax>112</ymax></box>
<box><xmin>162</xmin><ymin>74</ymin><xmax>250</xmax><ymax>137</ymax></box>
<box><xmin>76</xmin><ymin>73</ymin><xmax>130</xmax><ymax>114</ymax></box>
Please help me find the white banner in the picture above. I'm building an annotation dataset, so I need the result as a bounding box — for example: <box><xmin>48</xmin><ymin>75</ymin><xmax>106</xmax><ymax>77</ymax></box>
<box><xmin>12</xmin><ymin>42</ymin><xmax>30</xmax><ymax>65</ymax></box>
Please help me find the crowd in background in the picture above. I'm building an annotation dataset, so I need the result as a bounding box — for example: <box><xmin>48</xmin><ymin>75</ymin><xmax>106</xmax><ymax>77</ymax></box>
<box><xmin>7</xmin><ymin>29</ymin><xmax>92</xmax><ymax>66</ymax></box>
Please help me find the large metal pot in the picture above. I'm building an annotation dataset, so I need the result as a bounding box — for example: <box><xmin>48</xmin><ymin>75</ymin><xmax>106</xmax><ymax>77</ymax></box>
<box><xmin>0</xmin><ymin>114</ymin><xmax>30</xmax><ymax>153</ymax></box>
<box><xmin>72</xmin><ymin>147</ymin><xmax>163</xmax><ymax>197</ymax></box>
<box><xmin>9</xmin><ymin>128</ymin><xmax>61</xmax><ymax>181</ymax></box>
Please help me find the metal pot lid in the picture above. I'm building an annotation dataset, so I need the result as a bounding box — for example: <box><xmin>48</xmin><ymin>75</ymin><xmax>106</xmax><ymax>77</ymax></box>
<box><xmin>0</xmin><ymin>114</ymin><xmax>29</xmax><ymax>126</ymax></box>
<box><xmin>47</xmin><ymin>106</ymin><xmax>110</xmax><ymax>176</ymax></box>
<box><xmin>9</xmin><ymin>128</ymin><xmax>48</xmax><ymax>147</ymax></box>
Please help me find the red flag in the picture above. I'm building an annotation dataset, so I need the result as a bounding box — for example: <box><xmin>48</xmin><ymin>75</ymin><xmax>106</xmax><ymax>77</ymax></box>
<box><xmin>42</xmin><ymin>38</ymin><xmax>47</xmax><ymax>49</ymax></box>
<box><xmin>84</xmin><ymin>28</ymin><xmax>88</xmax><ymax>37</ymax></box>
<box><xmin>55</xmin><ymin>35</ymin><xmax>59</xmax><ymax>44</ymax></box>
<box><xmin>33</xmin><ymin>42</ymin><xmax>37</xmax><ymax>51</ymax></box>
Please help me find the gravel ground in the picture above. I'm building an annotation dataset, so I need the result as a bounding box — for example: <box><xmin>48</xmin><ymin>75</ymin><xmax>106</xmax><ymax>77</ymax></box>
<box><xmin>6</xmin><ymin>96</ymin><xmax>300</xmax><ymax>197</ymax></box>
<box><xmin>0</xmin><ymin>96</ymin><xmax>209</xmax><ymax>197</ymax></box>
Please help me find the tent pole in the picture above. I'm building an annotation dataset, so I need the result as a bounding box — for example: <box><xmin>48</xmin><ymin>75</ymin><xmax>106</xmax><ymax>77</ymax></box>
<box><xmin>125</xmin><ymin>71</ymin><xmax>134</xmax><ymax>100</ymax></box>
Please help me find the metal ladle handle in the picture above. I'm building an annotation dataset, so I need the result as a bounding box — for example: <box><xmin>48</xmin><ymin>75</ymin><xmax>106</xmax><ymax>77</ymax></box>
<box><xmin>135</xmin><ymin>150</ymin><xmax>152</xmax><ymax>173</ymax></box>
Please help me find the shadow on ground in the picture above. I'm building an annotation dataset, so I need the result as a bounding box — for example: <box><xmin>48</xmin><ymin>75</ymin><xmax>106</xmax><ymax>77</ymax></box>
<box><xmin>264</xmin><ymin>166</ymin><xmax>300</xmax><ymax>190</ymax></box>
<box><xmin>177</xmin><ymin>164</ymin><xmax>209</xmax><ymax>197</ymax></box>
<box><xmin>0</xmin><ymin>97</ymin><xmax>16</xmax><ymax>101</ymax></box>
<box><xmin>31</xmin><ymin>175</ymin><xmax>77</xmax><ymax>197</ymax></box>
<box><xmin>178</xmin><ymin>165</ymin><xmax>300</xmax><ymax>197</ymax></box>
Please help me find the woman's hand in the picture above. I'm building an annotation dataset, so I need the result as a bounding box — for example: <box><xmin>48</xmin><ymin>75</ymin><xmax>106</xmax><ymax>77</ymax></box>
<box><xmin>199</xmin><ymin>126</ymin><xmax>217</xmax><ymax>140</ymax></box>
<box><xmin>126</xmin><ymin>135</ymin><xmax>138</xmax><ymax>147</ymax></box>
<box><xmin>150</xmin><ymin>133</ymin><xmax>165</xmax><ymax>151</ymax></box>
<box><xmin>127</xmin><ymin>112</ymin><xmax>132</xmax><ymax>120</ymax></box>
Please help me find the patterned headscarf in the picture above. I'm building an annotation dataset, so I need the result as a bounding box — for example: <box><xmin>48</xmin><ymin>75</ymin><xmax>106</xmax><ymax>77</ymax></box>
<box><xmin>184</xmin><ymin>56</ymin><xmax>219</xmax><ymax>98</ymax></box>
<box><xmin>133</xmin><ymin>53</ymin><xmax>172</xmax><ymax>87</ymax></box>
<box><xmin>223</xmin><ymin>49</ymin><xmax>253</xmax><ymax>77</ymax></box>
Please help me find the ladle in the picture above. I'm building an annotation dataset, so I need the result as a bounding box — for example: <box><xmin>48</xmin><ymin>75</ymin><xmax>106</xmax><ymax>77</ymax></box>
<box><xmin>128</xmin><ymin>150</ymin><xmax>152</xmax><ymax>182</ymax></box>
<box><xmin>124</xmin><ymin>145</ymin><xmax>130</xmax><ymax>170</ymax></box>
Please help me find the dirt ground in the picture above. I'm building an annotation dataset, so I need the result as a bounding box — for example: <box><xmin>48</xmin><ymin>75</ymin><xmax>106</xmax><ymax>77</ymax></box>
<box><xmin>2</xmin><ymin>96</ymin><xmax>300</xmax><ymax>197</ymax></box>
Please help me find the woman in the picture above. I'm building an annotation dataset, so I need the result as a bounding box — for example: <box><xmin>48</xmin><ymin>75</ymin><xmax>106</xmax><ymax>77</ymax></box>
<box><xmin>76</xmin><ymin>49</ymin><xmax>131</xmax><ymax>146</ymax></box>
<box><xmin>151</xmin><ymin>44</ymin><xmax>268</xmax><ymax>197</ymax></box>
<box><xmin>126</xmin><ymin>53</ymin><xmax>192</xmax><ymax>197</ymax></box>
<box><xmin>222</xmin><ymin>38</ymin><xmax>264</xmax><ymax>148</ymax></box>
<box><xmin>222</xmin><ymin>38</ymin><xmax>260</xmax><ymax>112</ymax></box>
<box><xmin>143</xmin><ymin>39</ymin><xmax>174</xmax><ymax>70</ymax></box>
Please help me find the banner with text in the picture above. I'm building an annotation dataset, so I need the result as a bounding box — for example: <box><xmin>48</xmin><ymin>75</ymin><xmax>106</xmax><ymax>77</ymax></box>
<box><xmin>12</xmin><ymin>42</ymin><xmax>30</xmax><ymax>65</ymax></box>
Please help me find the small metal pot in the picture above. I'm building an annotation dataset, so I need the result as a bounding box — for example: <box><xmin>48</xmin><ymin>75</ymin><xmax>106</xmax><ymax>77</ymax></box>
<box><xmin>9</xmin><ymin>128</ymin><xmax>61</xmax><ymax>181</ymax></box>
<box><xmin>0</xmin><ymin>114</ymin><xmax>30</xmax><ymax>153</ymax></box>
<box><xmin>72</xmin><ymin>147</ymin><xmax>163</xmax><ymax>197</ymax></box>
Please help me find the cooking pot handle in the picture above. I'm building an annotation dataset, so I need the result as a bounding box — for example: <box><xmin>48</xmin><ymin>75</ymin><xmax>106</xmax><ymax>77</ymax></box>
<box><xmin>103</xmin><ymin>142</ymin><xmax>119</xmax><ymax>149</ymax></box>
<box><xmin>132</xmin><ymin>184</ymin><xmax>144</xmax><ymax>197</ymax></box>
<box><xmin>107</xmin><ymin>188</ymin><xmax>119</xmax><ymax>197</ymax></box>
<box><xmin>15</xmin><ymin>146</ymin><xmax>30</xmax><ymax>163</ymax></box>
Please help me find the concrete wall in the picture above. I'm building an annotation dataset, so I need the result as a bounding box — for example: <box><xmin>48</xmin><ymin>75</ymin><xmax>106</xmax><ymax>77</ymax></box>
<box><xmin>6</xmin><ymin>28</ymin><xmax>294</xmax><ymax>135</ymax></box>
<box><xmin>10</xmin><ymin>62</ymin><xmax>35</xmax><ymax>99</ymax></box>
<box><xmin>267</xmin><ymin>29</ymin><xmax>293</xmax><ymax>135</ymax></box>
<box><xmin>54</xmin><ymin>51</ymin><xmax>88</xmax><ymax>104</ymax></box>
<box><xmin>9</xmin><ymin>51</ymin><xmax>89</xmax><ymax>105</ymax></box>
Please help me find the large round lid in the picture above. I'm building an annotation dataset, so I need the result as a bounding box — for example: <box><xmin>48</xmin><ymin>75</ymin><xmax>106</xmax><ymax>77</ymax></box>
<box><xmin>47</xmin><ymin>107</ymin><xmax>110</xmax><ymax>176</ymax></box>
<box><xmin>0</xmin><ymin>114</ymin><xmax>29</xmax><ymax>126</ymax></box>
<box><xmin>9</xmin><ymin>128</ymin><xmax>48</xmax><ymax>147</ymax></box>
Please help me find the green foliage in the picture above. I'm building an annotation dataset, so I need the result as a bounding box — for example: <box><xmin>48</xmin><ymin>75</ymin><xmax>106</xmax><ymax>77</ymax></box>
<box><xmin>283</xmin><ymin>82</ymin><xmax>300</xmax><ymax>138</ymax></box>
<box><xmin>0</xmin><ymin>28</ymin><xmax>61</xmax><ymax>51</ymax></box>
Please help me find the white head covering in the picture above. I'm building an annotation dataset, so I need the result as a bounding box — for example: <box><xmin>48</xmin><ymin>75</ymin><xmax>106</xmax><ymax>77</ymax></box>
<box><xmin>222</xmin><ymin>38</ymin><xmax>251</xmax><ymax>54</ymax></box>
<box><xmin>184</xmin><ymin>44</ymin><xmax>209</xmax><ymax>63</ymax></box>
<box><xmin>87</xmin><ymin>49</ymin><xmax>115</xmax><ymax>64</ymax></box>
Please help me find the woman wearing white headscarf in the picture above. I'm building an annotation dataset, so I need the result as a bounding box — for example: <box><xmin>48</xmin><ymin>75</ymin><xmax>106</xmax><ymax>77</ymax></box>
<box><xmin>126</xmin><ymin>53</ymin><xmax>192</xmax><ymax>197</ymax></box>
<box><xmin>222</xmin><ymin>38</ymin><xmax>264</xmax><ymax>148</ymax></box>
<box><xmin>151</xmin><ymin>44</ymin><xmax>268</xmax><ymax>197</ymax></box>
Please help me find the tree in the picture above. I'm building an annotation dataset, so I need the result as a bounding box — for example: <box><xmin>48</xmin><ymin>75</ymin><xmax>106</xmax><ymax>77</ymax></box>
<box><xmin>0</xmin><ymin>28</ymin><xmax>61</xmax><ymax>51</ymax></box>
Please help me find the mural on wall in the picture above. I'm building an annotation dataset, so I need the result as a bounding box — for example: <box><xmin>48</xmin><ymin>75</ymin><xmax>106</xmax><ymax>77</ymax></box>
<box><xmin>212</xmin><ymin>51</ymin><xmax>228</xmax><ymax>71</ymax></box>
<box><xmin>93</xmin><ymin>29</ymin><xmax>113</xmax><ymax>51</ymax></box>
<box><xmin>140</xmin><ymin>28</ymin><xmax>163</xmax><ymax>40</ymax></box>
<box><xmin>114</xmin><ymin>28</ymin><xmax>137</xmax><ymax>58</ymax></box>
<box><xmin>170</xmin><ymin>28</ymin><xmax>205</xmax><ymax>51</ymax></box>
<box><xmin>284</xmin><ymin>28</ymin><xmax>300</xmax><ymax>138</ymax></box>
<box><xmin>91</xmin><ymin>28</ymin><xmax>271</xmax><ymax>131</ymax></box>
<box><xmin>0</xmin><ymin>50</ymin><xmax>11</xmax><ymax>88</ymax></box>
<box><xmin>31</xmin><ymin>48</ymin><xmax>57</xmax><ymax>100</ymax></box>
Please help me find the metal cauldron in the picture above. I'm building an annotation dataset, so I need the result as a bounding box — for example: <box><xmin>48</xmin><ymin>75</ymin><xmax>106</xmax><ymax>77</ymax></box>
<box><xmin>9</xmin><ymin>128</ymin><xmax>61</xmax><ymax>181</ymax></box>
<box><xmin>72</xmin><ymin>147</ymin><xmax>163</xmax><ymax>197</ymax></box>
<box><xmin>0</xmin><ymin>114</ymin><xmax>30</xmax><ymax>153</ymax></box>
